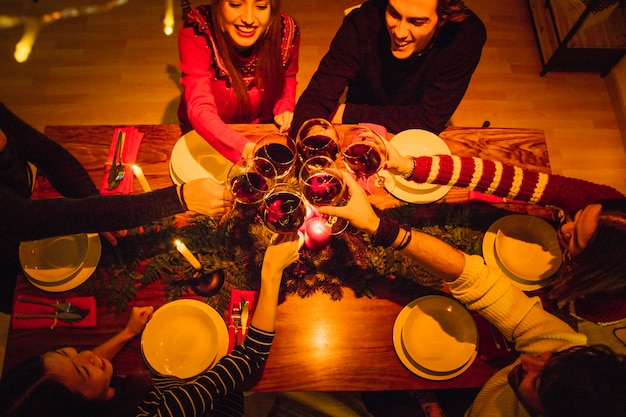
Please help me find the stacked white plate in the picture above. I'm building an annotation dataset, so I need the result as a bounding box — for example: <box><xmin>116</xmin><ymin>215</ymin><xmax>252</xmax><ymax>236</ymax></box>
<box><xmin>380</xmin><ymin>129</ymin><xmax>452</xmax><ymax>204</ymax></box>
<box><xmin>482</xmin><ymin>215</ymin><xmax>562</xmax><ymax>291</ymax></box>
<box><xmin>169</xmin><ymin>130</ymin><xmax>233</xmax><ymax>186</ymax></box>
<box><xmin>19</xmin><ymin>233</ymin><xmax>101</xmax><ymax>292</ymax></box>
<box><xmin>141</xmin><ymin>299</ymin><xmax>229</xmax><ymax>379</ymax></box>
<box><xmin>393</xmin><ymin>295</ymin><xmax>478</xmax><ymax>380</ymax></box>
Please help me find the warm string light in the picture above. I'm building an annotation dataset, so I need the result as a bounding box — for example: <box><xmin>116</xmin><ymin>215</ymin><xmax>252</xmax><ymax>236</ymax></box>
<box><xmin>0</xmin><ymin>0</ymin><xmax>174</xmax><ymax>63</ymax></box>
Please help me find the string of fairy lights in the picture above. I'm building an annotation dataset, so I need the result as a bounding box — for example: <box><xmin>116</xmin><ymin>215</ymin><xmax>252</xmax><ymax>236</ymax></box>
<box><xmin>0</xmin><ymin>0</ymin><xmax>175</xmax><ymax>63</ymax></box>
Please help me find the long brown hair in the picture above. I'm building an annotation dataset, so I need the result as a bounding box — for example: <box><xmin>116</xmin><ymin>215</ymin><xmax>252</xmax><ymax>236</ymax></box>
<box><xmin>211</xmin><ymin>0</ymin><xmax>285</xmax><ymax>121</ymax></box>
<box><xmin>550</xmin><ymin>198</ymin><xmax>626</xmax><ymax>304</ymax></box>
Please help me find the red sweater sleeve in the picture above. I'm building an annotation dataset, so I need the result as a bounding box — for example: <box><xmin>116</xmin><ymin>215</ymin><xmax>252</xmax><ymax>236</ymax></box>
<box><xmin>409</xmin><ymin>155</ymin><xmax>624</xmax><ymax>214</ymax></box>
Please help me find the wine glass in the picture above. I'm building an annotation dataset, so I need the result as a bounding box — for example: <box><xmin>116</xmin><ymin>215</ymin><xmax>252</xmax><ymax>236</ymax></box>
<box><xmin>295</xmin><ymin>118</ymin><xmax>340</xmax><ymax>162</ymax></box>
<box><xmin>226</xmin><ymin>157</ymin><xmax>276</xmax><ymax>205</ymax></box>
<box><xmin>261</xmin><ymin>183</ymin><xmax>307</xmax><ymax>234</ymax></box>
<box><xmin>253</xmin><ymin>132</ymin><xmax>297</xmax><ymax>180</ymax></box>
<box><xmin>340</xmin><ymin>125</ymin><xmax>389</xmax><ymax>195</ymax></box>
<box><xmin>299</xmin><ymin>155</ymin><xmax>349</xmax><ymax>234</ymax></box>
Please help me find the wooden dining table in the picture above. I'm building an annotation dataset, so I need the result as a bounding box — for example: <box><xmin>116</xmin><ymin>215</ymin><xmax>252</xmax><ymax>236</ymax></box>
<box><xmin>3</xmin><ymin>123</ymin><xmax>551</xmax><ymax>391</ymax></box>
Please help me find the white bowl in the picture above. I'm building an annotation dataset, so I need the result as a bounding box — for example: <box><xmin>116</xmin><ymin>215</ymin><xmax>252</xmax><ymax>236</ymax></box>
<box><xmin>494</xmin><ymin>215</ymin><xmax>562</xmax><ymax>282</ymax></box>
<box><xmin>141</xmin><ymin>300</ymin><xmax>223</xmax><ymax>379</ymax></box>
<box><xmin>19</xmin><ymin>233</ymin><xmax>89</xmax><ymax>285</ymax></box>
<box><xmin>401</xmin><ymin>295</ymin><xmax>477</xmax><ymax>373</ymax></box>
<box><xmin>170</xmin><ymin>130</ymin><xmax>232</xmax><ymax>185</ymax></box>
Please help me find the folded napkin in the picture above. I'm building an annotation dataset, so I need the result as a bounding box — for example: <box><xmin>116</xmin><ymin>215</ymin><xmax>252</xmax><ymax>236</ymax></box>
<box><xmin>99</xmin><ymin>127</ymin><xmax>144</xmax><ymax>195</ymax></box>
<box><xmin>12</xmin><ymin>294</ymin><xmax>97</xmax><ymax>330</ymax></box>
<box><xmin>471</xmin><ymin>312</ymin><xmax>519</xmax><ymax>362</ymax></box>
<box><xmin>227</xmin><ymin>289</ymin><xmax>258</xmax><ymax>353</ymax></box>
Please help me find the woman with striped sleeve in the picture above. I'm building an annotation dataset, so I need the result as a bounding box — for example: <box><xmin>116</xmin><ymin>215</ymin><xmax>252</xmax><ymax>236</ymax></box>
<box><xmin>383</xmin><ymin>144</ymin><xmax>626</xmax><ymax>326</ymax></box>
<box><xmin>0</xmin><ymin>233</ymin><xmax>300</xmax><ymax>417</ymax></box>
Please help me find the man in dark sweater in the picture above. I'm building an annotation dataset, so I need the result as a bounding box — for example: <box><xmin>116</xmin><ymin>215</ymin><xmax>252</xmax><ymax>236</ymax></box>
<box><xmin>292</xmin><ymin>0</ymin><xmax>486</xmax><ymax>135</ymax></box>
<box><xmin>0</xmin><ymin>103</ymin><xmax>233</xmax><ymax>312</ymax></box>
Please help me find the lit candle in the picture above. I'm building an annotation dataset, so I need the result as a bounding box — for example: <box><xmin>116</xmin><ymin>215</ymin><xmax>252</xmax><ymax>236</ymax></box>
<box><xmin>175</xmin><ymin>240</ymin><xmax>202</xmax><ymax>270</ymax></box>
<box><xmin>132</xmin><ymin>164</ymin><xmax>152</xmax><ymax>192</ymax></box>
<box><xmin>163</xmin><ymin>0</ymin><xmax>174</xmax><ymax>35</ymax></box>
<box><xmin>303</xmin><ymin>218</ymin><xmax>332</xmax><ymax>251</ymax></box>
<box><xmin>14</xmin><ymin>20</ymin><xmax>40</xmax><ymax>63</ymax></box>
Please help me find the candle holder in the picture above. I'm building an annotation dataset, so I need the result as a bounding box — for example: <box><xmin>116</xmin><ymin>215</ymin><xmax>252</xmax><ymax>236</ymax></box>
<box><xmin>172</xmin><ymin>269</ymin><xmax>226</xmax><ymax>297</ymax></box>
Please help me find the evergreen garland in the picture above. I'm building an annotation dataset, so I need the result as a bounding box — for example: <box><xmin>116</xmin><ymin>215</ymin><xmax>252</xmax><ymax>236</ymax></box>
<box><xmin>80</xmin><ymin>202</ymin><xmax>509</xmax><ymax>314</ymax></box>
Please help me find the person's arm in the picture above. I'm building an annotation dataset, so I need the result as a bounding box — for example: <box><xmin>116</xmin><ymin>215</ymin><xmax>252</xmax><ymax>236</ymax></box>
<box><xmin>384</xmin><ymin>147</ymin><xmax>624</xmax><ymax>215</ymax></box>
<box><xmin>0</xmin><ymin>177</ymin><xmax>233</xmax><ymax>241</ymax></box>
<box><xmin>136</xmin><ymin>234</ymin><xmax>300</xmax><ymax>416</ymax></box>
<box><xmin>178</xmin><ymin>11</ymin><xmax>250</xmax><ymax>163</ymax></box>
<box><xmin>272</xmin><ymin>13</ymin><xmax>300</xmax><ymax>133</ymax></box>
<box><xmin>92</xmin><ymin>306</ymin><xmax>154</xmax><ymax>361</ymax></box>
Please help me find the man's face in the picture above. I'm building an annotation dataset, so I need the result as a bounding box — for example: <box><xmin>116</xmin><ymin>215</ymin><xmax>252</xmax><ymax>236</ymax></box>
<box><xmin>508</xmin><ymin>351</ymin><xmax>553</xmax><ymax>416</ymax></box>
<box><xmin>385</xmin><ymin>0</ymin><xmax>441</xmax><ymax>59</ymax></box>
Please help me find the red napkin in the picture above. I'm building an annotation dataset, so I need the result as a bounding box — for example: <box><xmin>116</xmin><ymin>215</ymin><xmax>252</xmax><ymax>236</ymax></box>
<box><xmin>12</xmin><ymin>294</ymin><xmax>97</xmax><ymax>330</ymax></box>
<box><xmin>99</xmin><ymin>127</ymin><xmax>144</xmax><ymax>195</ymax></box>
<box><xmin>227</xmin><ymin>289</ymin><xmax>258</xmax><ymax>352</ymax></box>
<box><xmin>471</xmin><ymin>312</ymin><xmax>519</xmax><ymax>362</ymax></box>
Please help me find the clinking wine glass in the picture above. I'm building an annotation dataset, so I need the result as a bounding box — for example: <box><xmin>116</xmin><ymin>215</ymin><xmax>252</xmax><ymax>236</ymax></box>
<box><xmin>296</xmin><ymin>118</ymin><xmax>340</xmax><ymax>162</ymax></box>
<box><xmin>261</xmin><ymin>183</ymin><xmax>307</xmax><ymax>234</ymax></box>
<box><xmin>253</xmin><ymin>132</ymin><xmax>297</xmax><ymax>180</ymax></box>
<box><xmin>226</xmin><ymin>156</ymin><xmax>276</xmax><ymax>205</ymax></box>
<box><xmin>299</xmin><ymin>155</ymin><xmax>349</xmax><ymax>234</ymax></box>
<box><xmin>340</xmin><ymin>125</ymin><xmax>389</xmax><ymax>195</ymax></box>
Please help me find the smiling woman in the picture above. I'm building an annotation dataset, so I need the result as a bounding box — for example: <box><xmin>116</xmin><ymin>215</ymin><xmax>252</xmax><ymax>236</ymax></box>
<box><xmin>177</xmin><ymin>0</ymin><xmax>301</xmax><ymax>163</ymax></box>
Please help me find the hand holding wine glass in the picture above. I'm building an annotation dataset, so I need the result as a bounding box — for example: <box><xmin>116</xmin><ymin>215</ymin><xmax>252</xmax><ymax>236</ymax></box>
<box><xmin>261</xmin><ymin>183</ymin><xmax>307</xmax><ymax>234</ymax></box>
<box><xmin>226</xmin><ymin>157</ymin><xmax>276</xmax><ymax>205</ymax></box>
<box><xmin>340</xmin><ymin>125</ymin><xmax>388</xmax><ymax>194</ymax></box>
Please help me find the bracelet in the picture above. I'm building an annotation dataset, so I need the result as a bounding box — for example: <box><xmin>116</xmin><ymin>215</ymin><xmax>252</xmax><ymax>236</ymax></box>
<box><xmin>393</xmin><ymin>227</ymin><xmax>413</xmax><ymax>250</ymax></box>
<box><xmin>404</xmin><ymin>156</ymin><xmax>416</xmax><ymax>180</ymax></box>
<box><xmin>371</xmin><ymin>216</ymin><xmax>401</xmax><ymax>247</ymax></box>
<box><xmin>178</xmin><ymin>183</ymin><xmax>189</xmax><ymax>212</ymax></box>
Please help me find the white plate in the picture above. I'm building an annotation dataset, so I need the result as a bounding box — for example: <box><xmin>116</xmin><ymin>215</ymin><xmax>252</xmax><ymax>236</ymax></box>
<box><xmin>169</xmin><ymin>130</ymin><xmax>233</xmax><ymax>185</ymax></box>
<box><xmin>19</xmin><ymin>233</ymin><xmax>89</xmax><ymax>285</ymax></box>
<box><xmin>26</xmin><ymin>233</ymin><xmax>101</xmax><ymax>292</ymax></box>
<box><xmin>384</xmin><ymin>129</ymin><xmax>452</xmax><ymax>204</ymax></box>
<box><xmin>483</xmin><ymin>216</ymin><xmax>555</xmax><ymax>291</ymax></box>
<box><xmin>494</xmin><ymin>215</ymin><xmax>562</xmax><ymax>282</ymax></box>
<box><xmin>141</xmin><ymin>299</ymin><xmax>228</xmax><ymax>379</ymax></box>
<box><xmin>393</xmin><ymin>296</ymin><xmax>478</xmax><ymax>380</ymax></box>
<box><xmin>401</xmin><ymin>295</ymin><xmax>477</xmax><ymax>373</ymax></box>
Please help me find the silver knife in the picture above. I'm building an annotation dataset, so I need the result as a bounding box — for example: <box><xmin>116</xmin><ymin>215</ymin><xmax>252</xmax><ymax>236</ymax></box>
<box><xmin>240</xmin><ymin>300</ymin><xmax>249</xmax><ymax>343</ymax></box>
<box><xmin>14</xmin><ymin>312</ymin><xmax>86</xmax><ymax>322</ymax></box>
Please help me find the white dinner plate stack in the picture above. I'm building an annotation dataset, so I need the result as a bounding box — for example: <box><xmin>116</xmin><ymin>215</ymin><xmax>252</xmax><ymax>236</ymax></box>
<box><xmin>379</xmin><ymin>129</ymin><xmax>452</xmax><ymax>204</ymax></box>
<box><xmin>19</xmin><ymin>233</ymin><xmax>102</xmax><ymax>292</ymax></box>
<box><xmin>393</xmin><ymin>295</ymin><xmax>478</xmax><ymax>380</ymax></box>
<box><xmin>482</xmin><ymin>215</ymin><xmax>562</xmax><ymax>291</ymax></box>
<box><xmin>141</xmin><ymin>299</ymin><xmax>229</xmax><ymax>379</ymax></box>
<box><xmin>169</xmin><ymin>130</ymin><xmax>233</xmax><ymax>186</ymax></box>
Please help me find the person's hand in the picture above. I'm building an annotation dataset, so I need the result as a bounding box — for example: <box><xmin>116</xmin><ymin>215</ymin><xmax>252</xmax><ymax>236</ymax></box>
<box><xmin>242</xmin><ymin>141</ymin><xmax>256</xmax><ymax>159</ymax></box>
<box><xmin>331</xmin><ymin>103</ymin><xmax>345</xmax><ymax>124</ymax></box>
<box><xmin>317</xmin><ymin>171</ymin><xmax>380</xmax><ymax>235</ymax></box>
<box><xmin>125</xmin><ymin>306</ymin><xmax>154</xmax><ymax>337</ymax></box>
<box><xmin>274</xmin><ymin>111</ymin><xmax>293</xmax><ymax>133</ymax></box>
<box><xmin>100</xmin><ymin>229</ymin><xmax>128</xmax><ymax>247</ymax></box>
<box><xmin>262</xmin><ymin>232</ymin><xmax>300</xmax><ymax>283</ymax></box>
<box><xmin>380</xmin><ymin>137</ymin><xmax>414</xmax><ymax>177</ymax></box>
<box><xmin>180</xmin><ymin>178</ymin><xmax>234</xmax><ymax>216</ymax></box>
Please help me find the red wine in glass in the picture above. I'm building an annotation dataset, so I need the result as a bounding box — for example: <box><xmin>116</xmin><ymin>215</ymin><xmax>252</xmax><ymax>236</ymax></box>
<box><xmin>302</xmin><ymin>173</ymin><xmax>343</xmax><ymax>206</ymax></box>
<box><xmin>254</xmin><ymin>143</ymin><xmax>295</xmax><ymax>178</ymax></box>
<box><xmin>298</xmin><ymin>134</ymin><xmax>339</xmax><ymax>161</ymax></box>
<box><xmin>262</xmin><ymin>190</ymin><xmax>306</xmax><ymax>234</ymax></box>
<box><xmin>343</xmin><ymin>142</ymin><xmax>383</xmax><ymax>176</ymax></box>
<box><xmin>230</xmin><ymin>172</ymin><xmax>270</xmax><ymax>205</ymax></box>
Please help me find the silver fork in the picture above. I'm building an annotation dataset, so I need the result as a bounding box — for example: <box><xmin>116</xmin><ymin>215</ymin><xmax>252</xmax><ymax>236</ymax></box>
<box><xmin>17</xmin><ymin>297</ymin><xmax>90</xmax><ymax>318</ymax></box>
<box><xmin>231</xmin><ymin>303</ymin><xmax>242</xmax><ymax>345</ymax></box>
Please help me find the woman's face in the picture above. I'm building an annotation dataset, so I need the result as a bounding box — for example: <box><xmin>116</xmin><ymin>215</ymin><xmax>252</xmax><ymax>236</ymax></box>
<box><xmin>385</xmin><ymin>0</ymin><xmax>441</xmax><ymax>59</ymax></box>
<box><xmin>220</xmin><ymin>0</ymin><xmax>272</xmax><ymax>51</ymax></box>
<box><xmin>43</xmin><ymin>347</ymin><xmax>115</xmax><ymax>401</ymax></box>
<box><xmin>558</xmin><ymin>204</ymin><xmax>601</xmax><ymax>257</ymax></box>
